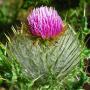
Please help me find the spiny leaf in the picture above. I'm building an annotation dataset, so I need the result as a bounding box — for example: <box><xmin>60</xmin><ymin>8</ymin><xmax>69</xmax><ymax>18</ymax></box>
<box><xmin>8</xmin><ymin>24</ymin><xmax>81</xmax><ymax>84</ymax></box>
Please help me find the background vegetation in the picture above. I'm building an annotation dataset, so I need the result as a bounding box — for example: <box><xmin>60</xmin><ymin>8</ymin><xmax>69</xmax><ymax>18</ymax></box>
<box><xmin>0</xmin><ymin>0</ymin><xmax>90</xmax><ymax>90</ymax></box>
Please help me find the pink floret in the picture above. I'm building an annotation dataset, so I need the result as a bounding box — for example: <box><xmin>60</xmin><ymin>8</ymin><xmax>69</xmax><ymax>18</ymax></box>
<box><xmin>27</xmin><ymin>6</ymin><xmax>63</xmax><ymax>39</ymax></box>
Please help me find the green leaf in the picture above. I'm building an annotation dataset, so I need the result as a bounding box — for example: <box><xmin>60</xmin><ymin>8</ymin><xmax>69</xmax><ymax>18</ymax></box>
<box><xmin>8</xmin><ymin>24</ymin><xmax>81</xmax><ymax>86</ymax></box>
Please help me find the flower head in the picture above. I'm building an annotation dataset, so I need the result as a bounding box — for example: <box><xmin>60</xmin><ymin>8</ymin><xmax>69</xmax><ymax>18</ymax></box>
<box><xmin>27</xmin><ymin>6</ymin><xmax>63</xmax><ymax>39</ymax></box>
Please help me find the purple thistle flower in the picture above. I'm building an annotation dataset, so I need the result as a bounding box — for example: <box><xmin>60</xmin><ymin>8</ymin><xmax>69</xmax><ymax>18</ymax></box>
<box><xmin>27</xmin><ymin>6</ymin><xmax>63</xmax><ymax>39</ymax></box>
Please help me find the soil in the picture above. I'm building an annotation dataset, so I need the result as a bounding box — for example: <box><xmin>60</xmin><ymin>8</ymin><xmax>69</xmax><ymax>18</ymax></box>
<box><xmin>83</xmin><ymin>83</ymin><xmax>90</xmax><ymax>90</ymax></box>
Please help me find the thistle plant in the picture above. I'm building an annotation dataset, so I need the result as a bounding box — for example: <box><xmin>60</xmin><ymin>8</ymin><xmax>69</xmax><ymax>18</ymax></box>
<box><xmin>8</xmin><ymin>6</ymin><xmax>81</xmax><ymax>88</ymax></box>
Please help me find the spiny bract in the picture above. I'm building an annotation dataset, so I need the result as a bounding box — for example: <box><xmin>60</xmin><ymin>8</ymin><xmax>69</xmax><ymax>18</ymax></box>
<box><xmin>8</xmin><ymin>25</ymin><xmax>81</xmax><ymax>84</ymax></box>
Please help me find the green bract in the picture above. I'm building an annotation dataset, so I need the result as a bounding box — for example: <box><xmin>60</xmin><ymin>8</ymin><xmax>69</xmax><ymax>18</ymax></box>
<box><xmin>8</xmin><ymin>24</ymin><xmax>81</xmax><ymax>84</ymax></box>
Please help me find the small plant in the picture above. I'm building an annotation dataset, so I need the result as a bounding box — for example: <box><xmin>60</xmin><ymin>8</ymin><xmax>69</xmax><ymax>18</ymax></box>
<box><xmin>7</xmin><ymin>6</ymin><xmax>81</xmax><ymax>89</ymax></box>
